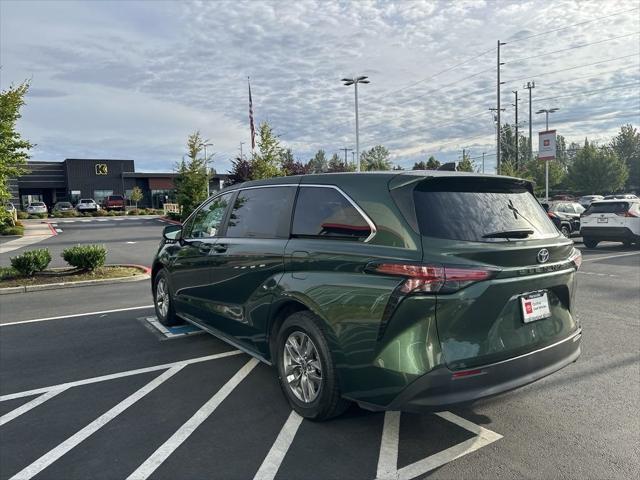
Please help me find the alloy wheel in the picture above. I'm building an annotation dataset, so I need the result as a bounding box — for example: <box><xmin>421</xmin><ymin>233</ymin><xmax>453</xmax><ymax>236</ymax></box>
<box><xmin>283</xmin><ymin>331</ymin><xmax>323</xmax><ymax>403</ymax></box>
<box><xmin>156</xmin><ymin>277</ymin><xmax>169</xmax><ymax>318</ymax></box>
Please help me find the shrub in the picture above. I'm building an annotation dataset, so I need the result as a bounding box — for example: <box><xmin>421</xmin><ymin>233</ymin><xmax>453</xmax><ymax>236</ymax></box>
<box><xmin>17</xmin><ymin>211</ymin><xmax>29</xmax><ymax>220</ymax></box>
<box><xmin>10</xmin><ymin>248</ymin><xmax>52</xmax><ymax>276</ymax></box>
<box><xmin>62</xmin><ymin>244</ymin><xmax>107</xmax><ymax>271</ymax></box>
<box><xmin>28</xmin><ymin>213</ymin><xmax>47</xmax><ymax>219</ymax></box>
<box><xmin>0</xmin><ymin>266</ymin><xmax>19</xmax><ymax>280</ymax></box>
<box><xmin>52</xmin><ymin>210</ymin><xmax>78</xmax><ymax>218</ymax></box>
<box><xmin>0</xmin><ymin>225</ymin><xmax>25</xmax><ymax>236</ymax></box>
<box><xmin>167</xmin><ymin>212</ymin><xmax>181</xmax><ymax>221</ymax></box>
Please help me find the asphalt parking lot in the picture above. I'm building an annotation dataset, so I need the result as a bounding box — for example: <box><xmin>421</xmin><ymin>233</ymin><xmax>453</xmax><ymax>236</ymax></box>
<box><xmin>0</xmin><ymin>220</ymin><xmax>638</xmax><ymax>480</ymax></box>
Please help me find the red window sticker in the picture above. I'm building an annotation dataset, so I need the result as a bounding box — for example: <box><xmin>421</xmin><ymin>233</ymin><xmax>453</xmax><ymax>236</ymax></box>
<box><xmin>543</xmin><ymin>140</ymin><xmax>550</xmax><ymax>146</ymax></box>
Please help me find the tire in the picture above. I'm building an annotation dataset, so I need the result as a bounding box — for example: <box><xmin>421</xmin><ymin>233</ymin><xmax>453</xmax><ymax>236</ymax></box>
<box><xmin>583</xmin><ymin>237</ymin><xmax>599</xmax><ymax>249</ymax></box>
<box><xmin>153</xmin><ymin>269</ymin><xmax>182</xmax><ymax>326</ymax></box>
<box><xmin>560</xmin><ymin>225</ymin><xmax>571</xmax><ymax>238</ymax></box>
<box><xmin>275</xmin><ymin>311</ymin><xmax>350</xmax><ymax>421</ymax></box>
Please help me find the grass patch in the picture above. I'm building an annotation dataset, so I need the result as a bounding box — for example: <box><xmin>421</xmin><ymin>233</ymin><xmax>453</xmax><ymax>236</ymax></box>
<box><xmin>0</xmin><ymin>266</ymin><xmax>144</xmax><ymax>288</ymax></box>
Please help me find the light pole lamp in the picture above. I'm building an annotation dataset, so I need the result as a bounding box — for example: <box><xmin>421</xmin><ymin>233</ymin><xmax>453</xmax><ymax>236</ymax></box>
<box><xmin>535</xmin><ymin>108</ymin><xmax>559</xmax><ymax>202</ymax></box>
<box><xmin>341</xmin><ymin>76</ymin><xmax>370</xmax><ymax>172</ymax></box>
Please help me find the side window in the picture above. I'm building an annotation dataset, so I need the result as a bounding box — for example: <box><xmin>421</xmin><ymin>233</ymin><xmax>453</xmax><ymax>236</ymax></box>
<box><xmin>183</xmin><ymin>193</ymin><xmax>232</xmax><ymax>239</ymax></box>
<box><xmin>292</xmin><ymin>186</ymin><xmax>372</xmax><ymax>241</ymax></box>
<box><xmin>225</xmin><ymin>187</ymin><xmax>296</xmax><ymax>239</ymax></box>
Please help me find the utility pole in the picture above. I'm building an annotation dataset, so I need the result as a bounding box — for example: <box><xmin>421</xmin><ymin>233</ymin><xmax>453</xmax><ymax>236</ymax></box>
<box><xmin>489</xmin><ymin>107</ymin><xmax>505</xmax><ymax>174</ymax></box>
<box><xmin>512</xmin><ymin>90</ymin><xmax>519</xmax><ymax>170</ymax></box>
<box><xmin>351</xmin><ymin>151</ymin><xmax>356</xmax><ymax>165</ymax></box>
<box><xmin>482</xmin><ymin>152</ymin><xmax>485</xmax><ymax>173</ymax></box>
<box><xmin>239</xmin><ymin>142</ymin><xmax>245</xmax><ymax>160</ymax></box>
<box><xmin>525</xmin><ymin>81</ymin><xmax>536</xmax><ymax>160</ymax></box>
<box><xmin>496</xmin><ymin>40</ymin><xmax>506</xmax><ymax>174</ymax></box>
<box><xmin>340</xmin><ymin>148</ymin><xmax>353</xmax><ymax>168</ymax></box>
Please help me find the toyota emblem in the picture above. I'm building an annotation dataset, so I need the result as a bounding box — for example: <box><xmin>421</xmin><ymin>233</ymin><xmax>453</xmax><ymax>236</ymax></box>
<box><xmin>537</xmin><ymin>248</ymin><xmax>550</xmax><ymax>264</ymax></box>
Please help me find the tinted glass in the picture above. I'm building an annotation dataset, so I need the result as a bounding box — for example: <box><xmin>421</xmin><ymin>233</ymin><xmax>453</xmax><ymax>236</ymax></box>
<box><xmin>292</xmin><ymin>186</ymin><xmax>372</xmax><ymax>240</ymax></box>
<box><xmin>184</xmin><ymin>192</ymin><xmax>232</xmax><ymax>238</ymax></box>
<box><xmin>413</xmin><ymin>178</ymin><xmax>557</xmax><ymax>242</ymax></box>
<box><xmin>586</xmin><ymin>202</ymin><xmax>629</xmax><ymax>214</ymax></box>
<box><xmin>226</xmin><ymin>187</ymin><xmax>296</xmax><ymax>239</ymax></box>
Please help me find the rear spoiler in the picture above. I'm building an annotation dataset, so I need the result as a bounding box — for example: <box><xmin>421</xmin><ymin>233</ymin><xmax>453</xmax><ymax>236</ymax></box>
<box><xmin>388</xmin><ymin>171</ymin><xmax>534</xmax><ymax>194</ymax></box>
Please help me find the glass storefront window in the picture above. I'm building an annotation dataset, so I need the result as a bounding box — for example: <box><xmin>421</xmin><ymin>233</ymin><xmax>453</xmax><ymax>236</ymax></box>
<box><xmin>151</xmin><ymin>189</ymin><xmax>176</xmax><ymax>209</ymax></box>
<box><xmin>93</xmin><ymin>190</ymin><xmax>113</xmax><ymax>204</ymax></box>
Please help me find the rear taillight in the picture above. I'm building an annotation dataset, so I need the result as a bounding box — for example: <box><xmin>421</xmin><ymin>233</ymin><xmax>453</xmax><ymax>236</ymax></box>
<box><xmin>568</xmin><ymin>248</ymin><xmax>582</xmax><ymax>270</ymax></box>
<box><xmin>368</xmin><ymin>262</ymin><xmax>497</xmax><ymax>294</ymax></box>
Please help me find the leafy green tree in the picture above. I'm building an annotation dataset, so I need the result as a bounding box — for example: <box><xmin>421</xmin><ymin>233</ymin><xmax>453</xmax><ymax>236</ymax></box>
<box><xmin>456</xmin><ymin>151</ymin><xmax>474</xmax><ymax>172</ymax></box>
<box><xmin>251</xmin><ymin>122</ymin><xmax>283</xmax><ymax>180</ymax></box>
<box><xmin>306</xmin><ymin>149</ymin><xmax>328</xmax><ymax>173</ymax></box>
<box><xmin>520</xmin><ymin>157</ymin><xmax>565</xmax><ymax>195</ymax></box>
<box><xmin>1</xmin><ymin>81</ymin><xmax>32</xmax><ymax>225</ymax></box>
<box><xmin>392</xmin><ymin>164</ymin><xmax>404</xmax><ymax>170</ymax></box>
<box><xmin>412</xmin><ymin>160</ymin><xmax>427</xmax><ymax>170</ymax></box>
<box><xmin>567</xmin><ymin>141</ymin><xmax>628</xmax><ymax>194</ymax></box>
<box><xmin>175</xmin><ymin>131</ymin><xmax>209</xmax><ymax>221</ymax></box>
<box><xmin>611</xmin><ymin>124</ymin><xmax>639</xmax><ymax>190</ymax></box>
<box><xmin>426</xmin><ymin>156</ymin><xmax>441</xmax><ymax>170</ymax></box>
<box><xmin>130</xmin><ymin>186</ymin><xmax>143</xmax><ymax>209</ymax></box>
<box><xmin>361</xmin><ymin>145</ymin><xmax>391</xmax><ymax>171</ymax></box>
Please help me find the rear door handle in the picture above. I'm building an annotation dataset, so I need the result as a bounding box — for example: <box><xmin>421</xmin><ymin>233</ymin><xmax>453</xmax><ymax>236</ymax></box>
<box><xmin>213</xmin><ymin>244</ymin><xmax>228</xmax><ymax>253</ymax></box>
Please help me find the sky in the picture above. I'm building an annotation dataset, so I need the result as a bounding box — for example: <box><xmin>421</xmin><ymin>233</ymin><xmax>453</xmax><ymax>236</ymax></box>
<box><xmin>1</xmin><ymin>0</ymin><xmax>639</xmax><ymax>174</ymax></box>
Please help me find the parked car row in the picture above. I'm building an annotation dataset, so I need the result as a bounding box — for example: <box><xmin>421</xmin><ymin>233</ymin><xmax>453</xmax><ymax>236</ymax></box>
<box><xmin>580</xmin><ymin>198</ymin><xmax>640</xmax><ymax>248</ymax></box>
<box><xmin>18</xmin><ymin>196</ymin><xmax>129</xmax><ymax>214</ymax></box>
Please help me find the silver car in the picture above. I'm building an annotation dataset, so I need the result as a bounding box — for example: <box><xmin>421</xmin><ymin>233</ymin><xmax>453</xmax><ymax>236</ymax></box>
<box><xmin>26</xmin><ymin>202</ymin><xmax>48</xmax><ymax>214</ymax></box>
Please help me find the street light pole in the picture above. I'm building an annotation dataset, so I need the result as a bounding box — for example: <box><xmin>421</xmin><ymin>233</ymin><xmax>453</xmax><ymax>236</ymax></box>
<box><xmin>535</xmin><ymin>108</ymin><xmax>558</xmax><ymax>202</ymax></box>
<box><xmin>203</xmin><ymin>142</ymin><xmax>213</xmax><ymax>197</ymax></box>
<box><xmin>342</xmin><ymin>76</ymin><xmax>370</xmax><ymax>172</ymax></box>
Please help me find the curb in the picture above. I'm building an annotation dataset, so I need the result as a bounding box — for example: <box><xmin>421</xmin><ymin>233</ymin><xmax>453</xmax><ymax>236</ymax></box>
<box><xmin>159</xmin><ymin>217</ymin><xmax>182</xmax><ymax>225</ymax></box>
<box><xmin>0</xmin><ymin>265</ymin><xmax>151</xmax><ymax>295</ymax></box>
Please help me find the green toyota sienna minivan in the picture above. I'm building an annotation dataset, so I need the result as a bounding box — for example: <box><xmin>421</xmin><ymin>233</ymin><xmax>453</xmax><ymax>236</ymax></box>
<box><xmin>152</xmin><ymin>171</ymin><xmax>582</xmax><ymax>420</ymax></box>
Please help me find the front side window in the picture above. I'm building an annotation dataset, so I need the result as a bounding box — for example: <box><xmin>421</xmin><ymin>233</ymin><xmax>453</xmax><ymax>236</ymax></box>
<box><xmin>225</xmin><ymin>186</ymin><xmax>296</xmax><ymax>239</ymax></box>
<box><xmin>292</xmin><ymin>186</ymin><xmax>372</xmax><ymax>241</ymax></box>
<box><xmin>184</xmin><ymin>192</ymin><xmax>233</xmax><ymax>239</ymax></box>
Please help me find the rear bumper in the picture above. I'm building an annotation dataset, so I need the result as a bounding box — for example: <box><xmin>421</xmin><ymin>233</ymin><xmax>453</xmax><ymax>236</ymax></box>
<box><xmin>581</xmin><ymin>226</ymin><xmax>638</xmax><ymax>241</ymax></box>
<box><xmin>379</xmin><ymin>329</ymin><xmax>581</xmax><ymax>412</ymax></box>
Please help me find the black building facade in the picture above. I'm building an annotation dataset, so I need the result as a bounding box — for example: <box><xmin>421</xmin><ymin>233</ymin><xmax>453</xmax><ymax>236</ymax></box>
<box><xmin>11</xmin><ymin>158</ymin><xmax>226</xmax><ymax>210</ymax></box>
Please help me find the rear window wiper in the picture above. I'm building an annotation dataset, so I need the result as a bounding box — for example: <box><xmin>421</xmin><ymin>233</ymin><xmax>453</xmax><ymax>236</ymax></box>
<box><xmin>482</xmin><ymin>229</ymin><xmax>534</xmax><ymax>239</ymax></box>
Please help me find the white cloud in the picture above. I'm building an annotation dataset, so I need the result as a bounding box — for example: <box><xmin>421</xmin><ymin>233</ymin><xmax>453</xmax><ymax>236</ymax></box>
<box><xmin>1</xmin><ymin>0</ymin><xmax>638</xmax><ymax>174</ymax></box>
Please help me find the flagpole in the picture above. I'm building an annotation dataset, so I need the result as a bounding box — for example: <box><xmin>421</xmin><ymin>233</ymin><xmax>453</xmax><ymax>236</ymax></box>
<box><xmin>248</xmin><ymin>76</ymin><xmax>256</xmax><ymax>154</ymax></box>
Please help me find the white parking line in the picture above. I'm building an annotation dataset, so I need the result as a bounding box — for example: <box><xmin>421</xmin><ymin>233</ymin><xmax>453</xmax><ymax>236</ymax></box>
<box><xmin>0</xmin><ymin>389</ymin><xmax>68</xmax><ymax>426</ymax></box>
<box><xmin>126</xmin><ymin>358</ymin><xmax>259</xmax><ymax>480</ymax></box>
<box><xmin>376</xmin><ymin>411</ymin><xmax>503</xmax><ymax>480</ymax></box>
<box><xmin>254</xmin><ymin>411</ymin><xmax>304</xmax><ymax>480</ymax></box>
<box><xmin>0</xmin><ymin>305</ymin><xmax>155</xmax><ymax>327</ymax></box>
<box><xmin>582</xmin><ymin>251</ymin><xmax>640</xmax><ymax>262</ymax></box>
<box><xmin>376</xmin><ymin>411</ymin><xmax>401</xmax><ymax>480</ymax></box>
<box><xmin>0</xmin><ymin>350</ymin><xmax>243</xmax><ymax>402</ymax></box>
<box><xmin>9</xmin><ymin>366</ymin><xmax>184</xmax><ymax>480</ymax></box>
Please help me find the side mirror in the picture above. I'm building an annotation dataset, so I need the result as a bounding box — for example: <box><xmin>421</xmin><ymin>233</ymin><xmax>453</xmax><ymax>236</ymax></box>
<box><xmin>162</xmin><ymin>224</ymin><xmax>182</xmax><ymax>241</ymax></box>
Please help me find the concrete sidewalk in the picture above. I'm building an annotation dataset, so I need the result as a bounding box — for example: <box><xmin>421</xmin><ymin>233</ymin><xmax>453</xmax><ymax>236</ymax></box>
<box><xmin>0</xmin><ymin>222</ymin><xmax>55</xmax><ymax>255</ymax></box>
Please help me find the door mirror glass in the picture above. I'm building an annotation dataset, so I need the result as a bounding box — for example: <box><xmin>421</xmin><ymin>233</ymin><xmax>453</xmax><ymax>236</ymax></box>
<box><xmin>162</xmin><ymin>224</ymin><xmax>182</xmax><ymax>241</ymax></box>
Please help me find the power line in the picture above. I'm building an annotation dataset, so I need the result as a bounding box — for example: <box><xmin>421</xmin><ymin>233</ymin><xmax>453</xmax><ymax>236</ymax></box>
<box><xmin>505</xmin><ymin>7</ymin><xmax>640</xmax><ymax>45</ymax></box>
<box><xmin>381</xmin><ymin>46</ymin><xmax>496</xmax><ymax>98</ymax></box>
<box><xmin>504</xmin><ymin>32</ymin><xmax>640</xmax><ymax>64</ymax></box>
<box><xmin>503</xmin><ymin>53</ymin><xmax>640</xmax><ymax>84</ymax></box>
<box><xmin>536</xmin><ymin>82</ymin><xmax>640</xmax><ymax>102</ymax></box>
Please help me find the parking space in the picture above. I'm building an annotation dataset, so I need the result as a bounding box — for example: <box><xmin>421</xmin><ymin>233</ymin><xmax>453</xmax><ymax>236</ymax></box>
<box><xmin>1</xmin><ymin>244</ymin><xmax>638</xmax><ymax>480</ymax></box>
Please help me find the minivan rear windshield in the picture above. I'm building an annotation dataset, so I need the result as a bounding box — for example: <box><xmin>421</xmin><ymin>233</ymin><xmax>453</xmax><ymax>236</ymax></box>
<box><xmin>585</xmin><ymin>202</ymin><xmax>629</xmax><ymax>214</ymax></box>
<box><xmin>413</xmin><ymin>178</ymin><xmax>557</xmax><ymax>242</ymax></box>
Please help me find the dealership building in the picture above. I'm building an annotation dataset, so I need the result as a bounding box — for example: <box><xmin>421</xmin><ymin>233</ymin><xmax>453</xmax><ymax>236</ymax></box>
<box><xmin>9</xmin><ymin>158</ymin><xmax>227</xmax><ymax>210</ymax></box>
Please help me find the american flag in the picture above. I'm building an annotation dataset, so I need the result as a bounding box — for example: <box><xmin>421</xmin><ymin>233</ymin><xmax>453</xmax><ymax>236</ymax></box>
<box><xmin>248</xmin><ymin>77</ymin><xmax>255</xmax><ymax>150</ymax></box>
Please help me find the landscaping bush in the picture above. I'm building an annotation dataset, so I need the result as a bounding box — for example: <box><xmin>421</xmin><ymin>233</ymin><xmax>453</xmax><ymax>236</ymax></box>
<box><xmin>52</xmin><ymin>210</ymin><xmax>78</xmax><ymax>218</ymax></box>
<box><xmin>10</xmin><ymin>248</ymin><xmax>52</xmax><ymax>276</ymax></box>
<box><xmin>28</xmin><ymin>213</ymin><xmax>47</xmax><ymax>219</ymax></box>
<box><xmin>167</xmin><ymin>212</ymin><xmax>181</xmax><ymax>222</ymax></box>
<box><xmin>17</xmin><ymin>211</ymin><xmax>29</xmax><ymax>220</ymax></box>
<box><xmin>0</xmin><ymin>225</ymin><xmax>25</xmax><ymax>236</ymax></box>
<box><xmin>62</xmin><ymin>244</ymin><xmax>107</xmax><ymax>271</ymax></box>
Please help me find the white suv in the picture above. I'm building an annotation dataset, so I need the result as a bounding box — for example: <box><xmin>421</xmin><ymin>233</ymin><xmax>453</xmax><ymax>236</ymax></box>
<box><xmin>76</xmin><ymin>198</ymin><xmax>99</xmax><ymax>212</ymax></box>
<box><xmin>580</xmin><ymin>199</ymin><xmax>640</xmax><ymax>248</ymax></box>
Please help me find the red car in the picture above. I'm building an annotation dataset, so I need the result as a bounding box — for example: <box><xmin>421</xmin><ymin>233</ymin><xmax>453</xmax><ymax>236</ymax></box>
<box><xmin>102</xmin><ymin>195</ymin><xmax>125</xmax><ymax>211</ymax></box>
